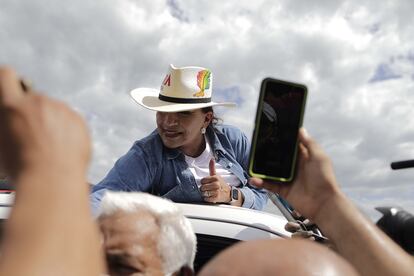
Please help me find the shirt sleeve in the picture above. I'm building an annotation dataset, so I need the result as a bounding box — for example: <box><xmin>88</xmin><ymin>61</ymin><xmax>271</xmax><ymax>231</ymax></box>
<box><xmin>228</xmin><ymin>126</ymin><xmax>268</xmax><ymax>210</ymax></box>
<box><xmin>89</xmin><ymin>145</ymin><xmax>153</xmax><ymax>216</ymax></box>
<box><xmin>239</xmin><ymin>184</ymin><xmax>268</xmax><ymax>210</ymax></box>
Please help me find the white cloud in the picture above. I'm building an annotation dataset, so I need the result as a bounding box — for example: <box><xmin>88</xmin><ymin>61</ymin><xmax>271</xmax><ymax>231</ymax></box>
<box><xmin>1</xmin><ymin>0</ymin><xmax>413</xmax><ymax>219</ymax></box>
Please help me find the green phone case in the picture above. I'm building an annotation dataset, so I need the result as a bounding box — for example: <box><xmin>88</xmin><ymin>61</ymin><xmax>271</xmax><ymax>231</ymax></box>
<box><xmin>248</xmin><ymin>77</ymin><xmax>307</xmax><ymax>182</ymax></box>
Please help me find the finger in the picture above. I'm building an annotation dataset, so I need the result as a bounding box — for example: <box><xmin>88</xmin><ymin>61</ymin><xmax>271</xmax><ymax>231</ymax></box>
<box><xmin>248</xmin><ymin>177</ymin><xmax>264</xmax><ymax>187</ymax></box>
<box><xmin>248</xmin><ymin>177</ymin><xmax>273</xmax><ymax>189</ymax></box>
<box><xmin>298</xmin><ymin>128</ymin><xmax>321</xmax><ymax>159</ymax></box>
<box><xmin>291</xmin><ymin>234</ymin><xmax>315</xmax><ymax>242</ymax></box>
<box><xmin>292</xmin><ymin>142</ymin><xmax>308</xmax><ymax>175</ymax></box>
<box><xmin>291</xmin><ymin>210</ymin><xmax>302</xmax><ymax>219</ymax></box>
<box><xmin>249</xmin><ymin>177</ymin><xmax>283</xmax><ymax>194</ymax></box>
<box><xmin>209</xmin><ymin>158</ymin><xmax>216</xmax><ymax>176</ymax></box>
<box><xmin>200</xmin><ymin>183</ymin><xmax>220</xmax><ymax>192</ymax></box>
<box><xmin>203</xmin><ymin>196</ymin><xmax>217</xmax><ymax>203</ymax></box>
<box><xmin>285</xmin><ymin>221</ymin><xmax>301</xmax><ymax>232</ymax></box>
<box><xmin>298</xmin><ymin>142</ymin><xmax>309</xmax><ymax>161</ymax></box>
<box><xmin>202</xmin><ymin>190</ymin><xmax>217</xmax><ymax>198</ymax></box>
<box><xmin>20</xmin><ymin>79</ymin><xmax>32</xmax><ymax>93</ymax></box>
<box><xmin>0</xmin><ymin>68</ymin><xmax>25</xmax><ymax>106</ymax></box>
<box><xmin>292</xmin><ymin>230</ymin><xmax>314</xmax><ymax>239</ymax></box>
<box><xmin>302</xmin><ymin>218</ymin><xmax>313</xmax><ymax>226</ymax></box>
<box><xmin>200</xmin><ymin>176</ymin><xmax>217</xmax><ymax>185</ymax></box>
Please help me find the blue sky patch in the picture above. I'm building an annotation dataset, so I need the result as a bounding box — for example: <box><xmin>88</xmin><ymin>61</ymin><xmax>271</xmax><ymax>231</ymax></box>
<box><xmin>369</xmin><ymin>23</ymin><xmax>380</xmax><ymax>34</ymax></box>
<box><xmin>369</xmin><ymin>63</ymin><xmax>402</xmax><ymax>83</ymax></box>
<box><xmin>214</xmin><ymin>86</ymin><xmax>244</xmax><ymax>105</ymax></box>
<box><xmin>166</xmin><ymin>0</ymin><xmax>189</xmax><ymax>22</ymax></box>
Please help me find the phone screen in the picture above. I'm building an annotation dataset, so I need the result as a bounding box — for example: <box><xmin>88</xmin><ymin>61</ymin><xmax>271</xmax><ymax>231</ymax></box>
<box><xmin>249</xmin><ymin>78</ymin><xmax>307</xmax><ymax>182</ymax></box>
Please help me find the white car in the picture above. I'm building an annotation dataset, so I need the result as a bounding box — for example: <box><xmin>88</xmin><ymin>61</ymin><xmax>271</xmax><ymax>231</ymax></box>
<box><xmin>178</xmin><ymin>202</ymin><xmax>291</xmax><ymax>271</ymax></box>
<box><xmin>0</xmin><ymin>190</ymin><xmax>292</xmax><ymax>272</ymax></box>
<box><xmin>0</xmin><ymin>192</ymin><xmax>13</xmax><ymax>219</ymax></box>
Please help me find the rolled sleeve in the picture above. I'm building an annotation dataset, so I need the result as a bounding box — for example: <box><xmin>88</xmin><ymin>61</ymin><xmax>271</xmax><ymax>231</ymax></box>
<box><xmin>89</xmin><ymin>144</ymin><xmax>153</xmax><ymax>215</ymax></box>
<box><xmin>239</xmin><ymin>184</ymin><xmax>268</xmax><ymax>210</ymax></box>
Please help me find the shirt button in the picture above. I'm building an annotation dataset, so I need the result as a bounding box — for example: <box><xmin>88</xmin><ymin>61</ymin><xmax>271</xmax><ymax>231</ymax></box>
<box><xmin>226</xmin><ymin>162</ymin><xmax>233</xmax><ymax>169</ymax></box>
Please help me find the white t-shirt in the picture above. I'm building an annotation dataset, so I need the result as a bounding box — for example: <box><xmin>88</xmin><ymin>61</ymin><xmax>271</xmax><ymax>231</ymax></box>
<box><xmin>184</xmin><ymin>137</ymin><xmax>241</xmax><ymax>188</ymax></box>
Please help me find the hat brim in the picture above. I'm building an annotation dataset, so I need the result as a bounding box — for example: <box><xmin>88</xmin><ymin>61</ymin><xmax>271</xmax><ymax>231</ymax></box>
<box><xmin>130</xmin><ymin>88</ymin><xmax>237</xmax><ymax>112</ymax></box>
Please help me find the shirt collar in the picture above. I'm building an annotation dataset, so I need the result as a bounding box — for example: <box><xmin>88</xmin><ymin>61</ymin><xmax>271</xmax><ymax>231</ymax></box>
<box><xmin>206</xmin><ymin>125</ymin><xmax>226</xmax><ymax>155</ymax></box>
<box><xmin>165</xmin><ymin>146</ymin><xmax>182</xmax><ymax>160</ymax></box>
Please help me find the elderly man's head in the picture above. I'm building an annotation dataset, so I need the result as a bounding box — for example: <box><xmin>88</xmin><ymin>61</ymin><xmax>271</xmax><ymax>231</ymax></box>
<box><xmin>199</xmin><ymin>239</ymin><xmax>358</xmax><ymax>276</ymax></box>
<box><xmin>98</xmin><ymin>192</ymin><xmax>196</xmax><ymax>276</ymax></box>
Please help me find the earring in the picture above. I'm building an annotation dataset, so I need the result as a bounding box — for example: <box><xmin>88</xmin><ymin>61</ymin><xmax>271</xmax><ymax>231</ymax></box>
<box><xmin>201</xmin><ymin>127</ymin><xmax>206</xmax><ymax>134</ymax></box>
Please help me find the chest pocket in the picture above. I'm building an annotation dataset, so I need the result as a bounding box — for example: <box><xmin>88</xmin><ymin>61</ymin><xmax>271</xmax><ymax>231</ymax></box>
<box><xmin>216</xmin><ymin>151</ymin><xmax>247</xmax><ymax>186</ymax></box>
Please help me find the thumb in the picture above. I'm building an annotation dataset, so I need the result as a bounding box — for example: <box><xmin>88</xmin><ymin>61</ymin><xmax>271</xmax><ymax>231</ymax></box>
<box><xmin>209</xmin><ymin>158</ymin><xmax>216</xmax><ymax>176</ymax></box>
<box><xmin>298</xmin><ymin>128</ymin><xmax>319</xmax><ymax>158</ymax></box>
<box><xmin>0</xmin><ymin>68</ymin><xmax>24</xmax><ymax>106</ymax></box>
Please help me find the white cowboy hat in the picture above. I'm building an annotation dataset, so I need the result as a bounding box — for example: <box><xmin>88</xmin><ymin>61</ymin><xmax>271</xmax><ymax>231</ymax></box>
<box><xmin>130</xmin><ymin>64</ymin><xmax>236</xmax><ymax>112</ymax></box>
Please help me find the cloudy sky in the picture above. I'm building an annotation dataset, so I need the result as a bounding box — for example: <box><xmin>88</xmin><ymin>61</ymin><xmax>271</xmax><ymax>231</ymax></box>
<box><xmin>1</xmin><ymin>0</ymin><xmax>413</xmax><ymax>219</ymax></box>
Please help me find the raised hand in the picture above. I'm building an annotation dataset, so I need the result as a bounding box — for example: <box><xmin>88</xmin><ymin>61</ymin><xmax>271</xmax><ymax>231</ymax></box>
<box><xmin>0</xmin><ymin>67</ymin><xmax>103</xmax><ymax>276</ymax></box>
<box><xmin>200</xmin><ymin>158</ymin><xmax>231</xmax><ymax>204</ymax></box>
<box><xmin>249</xmin><ymin>128</ymin><xmax>342</xmax><ymax>222</ymax></box>
<box><xmin>0</xmin><ymin>68</ymin><xmax>91</xmax><ymax>179</ymax></box>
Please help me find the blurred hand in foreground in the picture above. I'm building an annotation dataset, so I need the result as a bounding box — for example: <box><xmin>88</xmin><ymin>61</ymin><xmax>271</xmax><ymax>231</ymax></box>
<box><xmin>0</xmin><ymin>68</ymin><xmax>91</xmax><ymax>179</ymax></box>
<box><xmin>249</xmin><ymin>128</ymin><xmax>341</xmax><ymax>222</ymax></box>
<box><xmin>0</xmin><ymin>67</ymin><xmax>103</xmax><ymax>276</ymax></box>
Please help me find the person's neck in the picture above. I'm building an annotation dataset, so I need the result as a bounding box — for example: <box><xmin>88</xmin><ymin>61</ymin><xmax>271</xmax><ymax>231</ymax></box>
<box><xmin>181</xmin><ymin>135</ymin><xmax>206</xmax><ymax>158</ymax></box>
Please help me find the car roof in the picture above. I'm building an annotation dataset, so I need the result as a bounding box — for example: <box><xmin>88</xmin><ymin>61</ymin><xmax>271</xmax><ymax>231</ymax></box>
<box><xmin>178</xmin><ymin>203</ymin><xmax>291</xmax><ymax>240</ymax></box>
<box><xmin>0</xmin><ymin>193</ymin><xmax>291</xmax><ymax>240</ymax></box>
<box><xmin>0</xmin><ymin>192</ymin><xmax>13</xmax><ymax>219</ymax></box>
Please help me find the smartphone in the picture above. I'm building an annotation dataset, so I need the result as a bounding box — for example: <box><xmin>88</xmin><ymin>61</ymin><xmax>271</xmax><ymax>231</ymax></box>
<box><xmin>249</xmin><ymin>78</ymin><xmax>307</xmax><ymax>182</ymax></box>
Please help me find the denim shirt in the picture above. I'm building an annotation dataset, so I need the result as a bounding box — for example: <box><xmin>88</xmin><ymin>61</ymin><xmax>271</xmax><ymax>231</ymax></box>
<box><xmin>90</xmin><ymin>125</ymin><xmax>268</xmax><ymax>214</ymax></box>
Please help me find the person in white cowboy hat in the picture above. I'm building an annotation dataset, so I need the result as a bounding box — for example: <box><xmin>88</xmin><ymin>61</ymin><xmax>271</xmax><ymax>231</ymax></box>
<box><xmin>90</xmin><ymin>64</ymin><xmax>267</xmax><ymax>214</ymax></box>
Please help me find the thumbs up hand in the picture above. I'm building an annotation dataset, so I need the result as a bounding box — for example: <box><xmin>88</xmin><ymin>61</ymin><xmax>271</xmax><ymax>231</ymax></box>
<box><xmin>209</xmin><ymin>157</ymin><xmax>216</xmax><ymax>176</ymax></box>
<box><xmin>200</xmin><ymin>158</ymin><xmax>232</xmax><ymax>204</ymax></box>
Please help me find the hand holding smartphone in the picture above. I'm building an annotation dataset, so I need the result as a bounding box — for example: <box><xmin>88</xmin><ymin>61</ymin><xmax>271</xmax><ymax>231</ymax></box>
<box><xmin>268</xmin><ymin>192</ymin><xmax>329</xmax><ymax>242</ymax></box>
<box><xmin>249</xmin><ymin>78</ymin><xmax>307</xmax><ymax>182</ymax></box>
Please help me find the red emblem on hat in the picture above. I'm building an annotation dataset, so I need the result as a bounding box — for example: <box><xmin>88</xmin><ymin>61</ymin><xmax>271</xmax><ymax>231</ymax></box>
<box><xmin>162</xmin><ymin>74</ymin><xmax>171</xmax><ymax>86</ymax></box>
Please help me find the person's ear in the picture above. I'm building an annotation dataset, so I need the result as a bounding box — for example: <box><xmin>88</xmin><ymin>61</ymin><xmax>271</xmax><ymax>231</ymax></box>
<box><xmin>204</xmin><ymin>111</ymin><xmax>213</xmax><ymax>126</ymax></box>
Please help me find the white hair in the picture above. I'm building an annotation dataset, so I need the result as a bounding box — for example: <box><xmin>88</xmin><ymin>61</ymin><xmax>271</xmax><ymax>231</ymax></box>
<box><xmin>98</xmin><ymin>191</ymin><xmax>197</xmax><ymax>275</ymax></box>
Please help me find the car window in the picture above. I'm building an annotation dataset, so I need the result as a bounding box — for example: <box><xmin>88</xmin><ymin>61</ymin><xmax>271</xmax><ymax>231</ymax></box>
<box><xmin>194</xmin><ymin>233</ymin><xmax>240</xmax><ymax>273</ymax></box>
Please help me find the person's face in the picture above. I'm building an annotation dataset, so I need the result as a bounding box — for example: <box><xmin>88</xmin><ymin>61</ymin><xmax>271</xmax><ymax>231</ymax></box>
<box><xmin>99</xmin><ymin>210</ymin><xmax>164</xmax><ymax>276</ymax></box>
<box><xmin>156</xmin><ymin>109</ymin><xmax>212</xmax><ymax>156</ymax></box>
